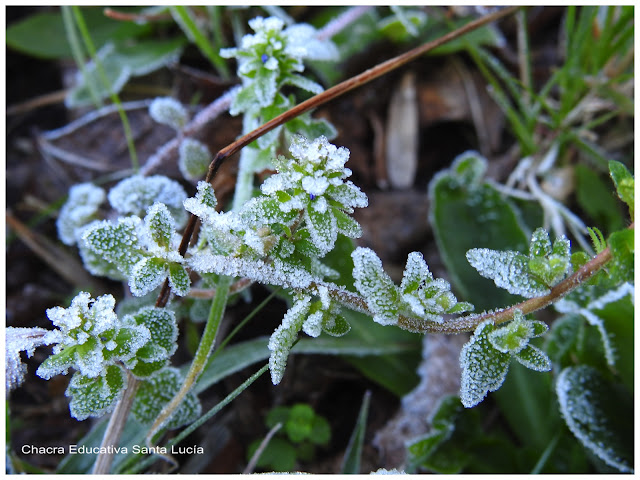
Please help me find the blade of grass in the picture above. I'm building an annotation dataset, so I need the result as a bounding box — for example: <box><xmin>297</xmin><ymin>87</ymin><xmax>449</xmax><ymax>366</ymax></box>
<box><xmin>170</xmin><ymin>6</ymin><xmax>230</xmax><ymax>79</ymax></box>
<box><xmin>341</xmin><ymin>390</ymin><xmax>371</xmax><ymax>474</ymax></box>
<box><xmin>70</xmin><ymin>6</ymin><xmax>139</xmax><ymax>171</ymax></box>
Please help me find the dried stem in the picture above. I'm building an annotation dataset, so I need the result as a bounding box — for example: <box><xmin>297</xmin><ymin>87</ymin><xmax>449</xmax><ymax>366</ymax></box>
<box><xmin>92</xmin><ymin>372</ymin><xmax>139</xmax><ymax>474</ymax></box>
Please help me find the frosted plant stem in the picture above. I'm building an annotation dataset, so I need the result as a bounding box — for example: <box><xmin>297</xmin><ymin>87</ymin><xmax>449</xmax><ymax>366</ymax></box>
<box><xmin>140</xmin><ymin>91</ymin><xmax>234</xmax><ymax>176</ymax></box>
<box><xmin>156</xmin><ymin>6</ymin><xmax>522</xmax><ymax>306</ymax></box>
<box><xmin>320</xmin><ymin>221</ymin><xmax>631</xmax><ymax>334</ymax></box>
<box><xmin>317</xmin><ymin>5</ymin><xmax>374</xmax><ymax>41</ymax></box>
<box><xmin>92</xmin><ymin>373</ymin><xmax>139</xmax><ymax>474</ymax></box>
<box><xmin>146</xmin><ymin>275</ymin><xmax>232</xmax><ymax>447</ymax></box>
<box><xmin>71</xmin><ymin>6</ymin><xmax>139</xmax><ymax>172</ymax></box>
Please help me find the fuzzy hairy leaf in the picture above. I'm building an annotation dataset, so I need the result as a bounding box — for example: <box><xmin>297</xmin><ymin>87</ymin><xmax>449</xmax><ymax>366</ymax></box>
<box><xmin>132</xmin><ymin>367</ymin><xmax>201</xmax><ymax>430</ymax></box>
<box><xmin>81</xmin><ymin>217</ymin><xmax>145</xmax><ymax>276</ymax></box>
<box><xmin>556</xmin><ymin>365</ymin><xmax>633</xmax><ymax>473</ymax></box>
<box><xmin>351</xmin><ymin>247</ymin><xmax>399</xmax><ymax>326</ymax></box>
<box><xmin>126</xmin><ymin>307</ymin><xmax>177</xmax><ymax>378</ymax></box>
<box><xmin>268</xmin><ymin>296</ymin><xmax>312</xmax><ymax>385</ymax></box>
<box><xmin>57</xmin><ymin>183</ymin><xmax>106</xmax><ymax>246</ymax></box>
<box><xmin>459</xmin><ymin>320</ymin><xmax>511</xmax><ymax>408</ymax></box>
<box><xmin>66</xmin><ymin>365</ymin><xmax>126</xmax><ymax>421</ymax></box>
<box><xmin>466</xmin><ymin>249</ymin><xmax>548</xmax><ymax>298</ymax></box>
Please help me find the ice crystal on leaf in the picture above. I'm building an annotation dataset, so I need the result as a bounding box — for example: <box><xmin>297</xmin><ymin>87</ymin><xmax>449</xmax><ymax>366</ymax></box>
<box><xmin>220</xmin><ymin>16</ymin><xmax>338</xmax><ymax>115</ymax></box>
<box><xmin>178</xmin><ymin>137</ymin><xmax>210</xmax><ymax>181</ymax></box>
<box><xmin>57</xmin><ymin>183</ymin><xmax>106</xmax><ymax>246</ymax></box>
<box><xmin>81</xmin><ymin>204</ymin><xmax>189</xmax><ymax>297</ymax></box>
<box><xmin>34</xmin><ymin>293</ymin><xmax>179</xmax><ymax>420</ymax></box>
<box><xmin>6</xmin><ymin>327</ymin><xmax>58</xmax><ymax>391</ymax></box>
<box><xmin>131</xmin><ymin>367</ymin><xmax>201</xmax><ymax>430</ymax></box>
<box><xmin>149</xmin><ymin>96</ymin><xmax>188</xmax><ymax>131</ymax></box>
<box><xmin>352</xmin><ymin>248</ymin><xmax>472</xmax><ymax>326</ymax></box>
<box><xmin>268</xmin><ymin>295</ymin><xmax>312</xmax><ymax>385</ymax></box>
<box><xmin>67</xmin><ymin>364</ymin><xmax>126</xmax><ymax>421</ymax></box>
<box><xmin>556</xmin><ymin>365</ymin><xmax>633</xmax><ymax>473</ymax></box>
<box><xmin>108</xmin><ymin>175</ymin><xmax>188</xmax><ymax>228</ymax></box>
<box><xmin>36</xmin><ymin>293</ymin><xmax>150</xmax><ymax>380</ymax></box>
<box><xmin>466</xmin><ymin>228</ymin><xmax>571</xmax><ymax>298</ymax></box>
<box><xmin>459</xmin><ymin>311</ymin><xmax>551</xmax><ymax>408</ymax></box>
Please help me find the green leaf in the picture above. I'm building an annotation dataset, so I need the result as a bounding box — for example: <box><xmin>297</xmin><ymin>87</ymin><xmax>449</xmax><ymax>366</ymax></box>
<box><xmin>168</xmin><ymin>263</ymin><xmax>190</xmax><ymax>297</ymax></box>
<box><xmin>459</xmin><ymin>320</ymin><xmax>511</xmax><ymax>408</ymax></box>
<box><xmin>607</xmin><ymin>229</ymin><xmax>634</xmax><ymax>284</ymax></box>
<box><xmin>556</xmin><ymin>365</ymin><xmax>633</xmax><ymax>473</ymax></box>
<box><xmin>341</xmin><ymin>390</ymin><xmax>370</xmax><ymax>474</ymax></box>
<box><xmin>127</xmin><ymin>307</ymin><xmax>177</xmax><ymax>378</ymax></box>
<box><xmin>351</xmin><ymin>247</ymin><xmax>399</xmax><ymax>325</ymax></box>
<box><xmin>129</xmin><ymin>257</ymin><xmax>167</xmax><ymax>297</ymax></box>
<box><xmin>248</xmin><ymin>437</ymin><xmax>297</xmax><ymax>472</ymax></box>
<box><xmin>305</xmin><ymin>205</ymin><xmax>337</xmax><ymax>255</ymax></box>
<box><xmin>145</xmin><ymin>203</ymin><xmax>174</xmax><ymax>249</ymax></box>
<box><xmin>131</xmin><ymin>367</ymin><xmax>201</xmax><ymax>430</ymax></box>
<box><xmin>608</xmin><ymin>160</ymin><xmax>634</xmax><ymax>217</ymax></box>
<box><xmin>285</xmin><ymin>404</ymin><xmax>315</xmax><ymax>443</ymax></box>
<box><xmin>575</xmin><ymin>165</ymin><xmax>624</xmax><ymax>233</ymax></box>
<box><xmin>67</xmin><ymin>38</ymin><xmax>185</xmax><ymax>107</ymax></box>
<box><xmin>66</xmin><ymin>365</ymin><xmax>126</xmax><ymax>421</ymax></box>
<box><xmin>429</xmin><ymin>151</ymin><xmax>529</xmax><ymax>310</ymax></box>
<box><xmin>6</xmin><ymin>8</ymin><xmax>148</xmax><ymax>59</ymax></box>
<box><xmin>467</xmin><ymin>249</ymin><xmax>548</xmax><ymax>298</ymax></box>
<box><xmin>407</xmin><ymin>395</ymin><xmax>468</xmax><ymax>473</ymax></box>
<box><xmin>81</xmin><ymin>217</ymin><xmax>145</xmax><ymax>277</ymax></box>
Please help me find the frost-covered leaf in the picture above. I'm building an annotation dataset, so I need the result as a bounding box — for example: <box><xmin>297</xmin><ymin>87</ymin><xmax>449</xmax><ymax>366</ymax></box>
<box><xmin>183</xmin><ymin>181</ymin><xmax>218</xmax><ymax>222</ymax></box>
<box><xmin>514</xmin><ymin>345</ymin><xmax>551</xmax><ymax>371</ymax></box>
<box><xmin>322</xmin><ymin>313</ymin><xmax>351</xmax><ymax>337</ymax></box>
<box><xmin>352</xmin><ymin>247</ymin><xmax>399</xmax><ymax>326</ymax></box>
<box><xmin>487</xmin><ymin>313</ymin><xmax>547</xmax><ymax>355</ymax></box>
<box><xmin>460</xmin><ymin>312</ymin><xmax>551</xmax><ymax>408</ymax></box>
<box><xmin>108</xmin><ymin>175</ymin><xmax>188</xmax><ymax>228</ymax></box>
<box><xmin>129</xmin><ymin>257</ymin><xmax>167</xmax><ymax>297</ymax></box>
<box><xmin>81</xmin><ymin>217</ymin><xmax>145</xmax><ymax>276</ymax></box>
<box><xmin>145</xmin><ymin>202</ymin><xmax>175</xmax><ymax>250</ymax></box>
<box><xmin>6</xmin><ymin>327</ymin><xmax>57</xmax><ymax>391</ymax></box>
<box><xmin>126</xmin><ymin>307</ymin><xmax>178</xmax><ymax>378</ymax></box>
<box><xmin>556</xmin><ymin>365</ymin><xmax>633</xmax><ymax>473</ymax></box>
<box><xmin>168</xmin><ymin>262</ymin><xmax>191</xmax><ymax>297</ymax></box>
<box><xmin>459</xmin><ymin>320</ymin><xmax>510</xmax><ymax>408</ymax></box>
<box><xmin>132</xmin><ymin>367</ymin><xmax>201</xmax><ymax>429</ymax></box>
<box><xmin>57</xmin><ymin>183</ymin><xmax>106</xmax><ymax>246</ymax></box>
<box><xmin>429</xmin><ymin>151</ymin><xmax>529</xmax><ymax>310</ymax></box>
<box><xmin>398</xmin><ymin>251</ymin><xmax>473</xmax><ymax>322</ymax></box>
<box><xmin>466</xmin><ymin>249</ymin><xmax>549</xmax><ymax>298</ymax></box>
<box><xmin>149</xmin><ymin>96</ymin><xmax>188</xmax><ymax>130</ymax></box>
<box><xmin>36</xmin><ymin>292</ymin><xmax>150</xmax><ymax>381</ymax></box>
<box><xmin>305</xmin><ymin>205</ymin><xmax>337</xmax><ymax>255</ymax></box>
<box><xmin>283</xmin><ymin>73</ymin><xmax>324</xmax><ymax>95</ymax></box>
<box><xmin>178</xmin><ymin>137</ymin><xmax>210</xmax><ymax>181</ymax></box>
<box><xmin>66</xmin><ymin>365</ymin><xmax>126</xmax><ymax>421</ymax></box>
<box><xmin>268</xmin><ymin>296</ymin><xmax>311</xmax><ymax>384</ymax></box>
<box><xmin>527</xmin><ymin>228</ymin><xmax>571</xmax><ymax>286</ymax></box>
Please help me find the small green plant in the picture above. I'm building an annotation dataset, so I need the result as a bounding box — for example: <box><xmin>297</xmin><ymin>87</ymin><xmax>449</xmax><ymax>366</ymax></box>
<box><xmin>247</xmin><ymin>403</ymin><xmax>331</xmax><ymax>472</ymax></box>
<box><xmin>6</xmin><ymin>6</ymin><xmax>633</xmax><ymax>475</ymax></box>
